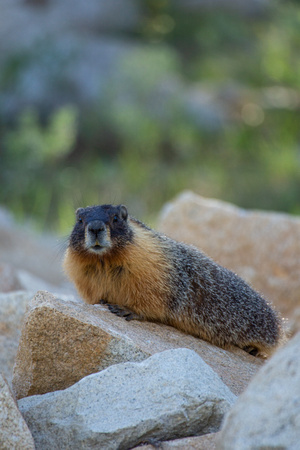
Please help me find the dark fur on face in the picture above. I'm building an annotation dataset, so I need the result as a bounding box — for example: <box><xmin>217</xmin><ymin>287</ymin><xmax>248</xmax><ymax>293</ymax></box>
<box><xmin>69</xmin><ymin>204</ymin><xmax>134</xmax><ymax>256</ymax></box>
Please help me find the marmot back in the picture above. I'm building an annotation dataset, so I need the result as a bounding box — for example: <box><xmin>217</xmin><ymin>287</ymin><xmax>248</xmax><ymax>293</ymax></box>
<box><xmin>63</xmin><ymin>203</ymin><xmax>285</xmax><ymax>357</ymax></box>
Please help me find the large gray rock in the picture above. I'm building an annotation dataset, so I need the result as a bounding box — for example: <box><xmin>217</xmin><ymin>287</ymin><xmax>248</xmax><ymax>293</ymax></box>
<box><xmin>0</xmin><ymin>375</ymin><xmax>35</xmax><ymax>450</ymax></box>
<box><xmin>12</xmin><ymin>291</ymin><xmax>263</xmax><ymax>400</ymax></box>
<box><xmin>0</xmin><ymin>291</ymin><xmax>34</xmax><ymax>386</ymax></box>
<box><xmin>18</xmin><ymin>348</ymin><xmax>236</xmax><ymax>449</ymax></box>
<box><xmin>218</xmin><ymin>332</ymin><xmax>300</xmax><ymax>450</ymax></box>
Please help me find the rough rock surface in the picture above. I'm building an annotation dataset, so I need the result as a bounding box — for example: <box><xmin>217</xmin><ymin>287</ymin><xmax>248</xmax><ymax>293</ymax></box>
<box><xmin>0</xmin><ymin>375</ymin><xmax>35</xmax><ymax>450</ymax></box>
<box><xmin>18</xmin><ymin>348</ymin><xmax>236</xmax><ymax>450</ymax></box>
<box><xmin>158</xmin><ymin>191</ymin><xmax>300</xmax><ymax>319</ymax></box>
<box><xmin>0</xmin><ymin>291</ymin><xmax>34</xmax><ymax>386</ymax></box>
<box><xmin>12</xmin><ymin>291</ymin><xmax>263</xmax><ymax>400</ymax></box>
<box><xmin>12</xmin><ymin>291</ymin><xmax>148</xmax><ymax>399</ymax></box>
<box><xmin>135</xmin><ymin>432</ymin><xmax>219</xmax><ymax>449</ymax></box>
<box><xmin>218</xmin><ymin>332</ymin><xmax>300</xmax><ymax>450</ymax></box>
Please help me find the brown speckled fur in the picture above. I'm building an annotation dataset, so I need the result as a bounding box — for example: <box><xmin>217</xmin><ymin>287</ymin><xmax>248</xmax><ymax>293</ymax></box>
<box><xmin>64</xmin><ymin>204</ymin><xmax>286</xmax><ymax>358</ymax></box>
<box><xmin>64</xmin><ymin>224</ymin><xmax>172</xmax><ymax>321</ymax></box>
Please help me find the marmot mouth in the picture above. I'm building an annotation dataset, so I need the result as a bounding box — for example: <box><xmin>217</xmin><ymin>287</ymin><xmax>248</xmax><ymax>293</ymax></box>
<box><xmin>92</xmin><ymin>245</ymin><xmax>102</xmax><ymax>251</ymax></box>
<box><xmin>85</xmin><ymin>240</ymin><xmax>111</xmax><ymax>253</ymax></box>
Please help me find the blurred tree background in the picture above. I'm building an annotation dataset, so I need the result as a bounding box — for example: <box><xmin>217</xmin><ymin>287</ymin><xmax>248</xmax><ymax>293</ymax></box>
<box><xmin>0</xmin><ymin>0</ymin><xmax>299</xmax><ymax>232</ymax></box>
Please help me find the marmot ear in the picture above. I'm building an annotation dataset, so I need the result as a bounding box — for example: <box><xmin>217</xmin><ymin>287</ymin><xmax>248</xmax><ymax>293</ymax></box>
<box><xmin>119</xmin><ymin>205</ymin><xmax>128</xmax><ymax>221</ymax></box>
<box><xmin>76</xmin><ymin>207</ymin><xmax>84</xmax><ymax>217</ymax></box>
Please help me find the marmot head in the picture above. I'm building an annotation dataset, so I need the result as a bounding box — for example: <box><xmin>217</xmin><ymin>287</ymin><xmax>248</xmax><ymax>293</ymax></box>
<box><xmin>68</xmin><ymin>204</ymin><xmax>133</xmax><ymax>256</ymax></box>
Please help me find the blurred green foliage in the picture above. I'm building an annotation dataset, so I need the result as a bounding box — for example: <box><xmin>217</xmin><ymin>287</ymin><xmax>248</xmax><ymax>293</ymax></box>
<box><xmin>0</xmin><ymin>0</ymin><xmax>300</xmax><ymax>232</ymax></box>
<box><xmin>1</xmin><ymin>106</ymin><xmax>78</xmax><ymax>229</ymax></box>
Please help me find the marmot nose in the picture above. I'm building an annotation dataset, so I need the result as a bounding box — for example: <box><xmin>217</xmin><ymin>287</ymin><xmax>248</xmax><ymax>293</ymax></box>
<box><xmin>87</xmin><ymin>220</ymin><xmax>105</xmax><ymax>237</ymax></box>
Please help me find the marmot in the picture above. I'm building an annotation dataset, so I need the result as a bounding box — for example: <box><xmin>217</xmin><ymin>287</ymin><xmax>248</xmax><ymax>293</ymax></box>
<box><xmin>63</xmin><ymin>203</ymin><xmax>285</xmax><ymax>357</ymax></box>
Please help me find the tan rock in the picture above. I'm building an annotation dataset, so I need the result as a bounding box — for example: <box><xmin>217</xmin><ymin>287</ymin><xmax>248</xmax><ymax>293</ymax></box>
<box><xmin>0</xmin><ymin>374</ymin><xmax>35</xmax><ymax>450</ymax></box>
<box><xmin>13</xmin><ymin>291</ymin><xmax>263</xmax><ymax>400</ymax></box>
<box><xmin>12</xmin><ymin>291</ymin><xmax>149</xmax><ymax>399</ymax></box>
<box><xmin>158</xmin><ymin>191</ymin><xmax>300</xmax><ymax>319</ymax></box>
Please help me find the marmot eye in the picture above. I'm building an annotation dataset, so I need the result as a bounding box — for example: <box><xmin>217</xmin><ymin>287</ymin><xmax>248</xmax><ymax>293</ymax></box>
<box><xmin>78</xmin><ymin>217</ymin><xmax>83</xmax><ymax>224</ymax></box>
<box><xmin>113</xmin><ymin>215</ymin><xmax>119</xmax><ymax>223</ymax></box>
